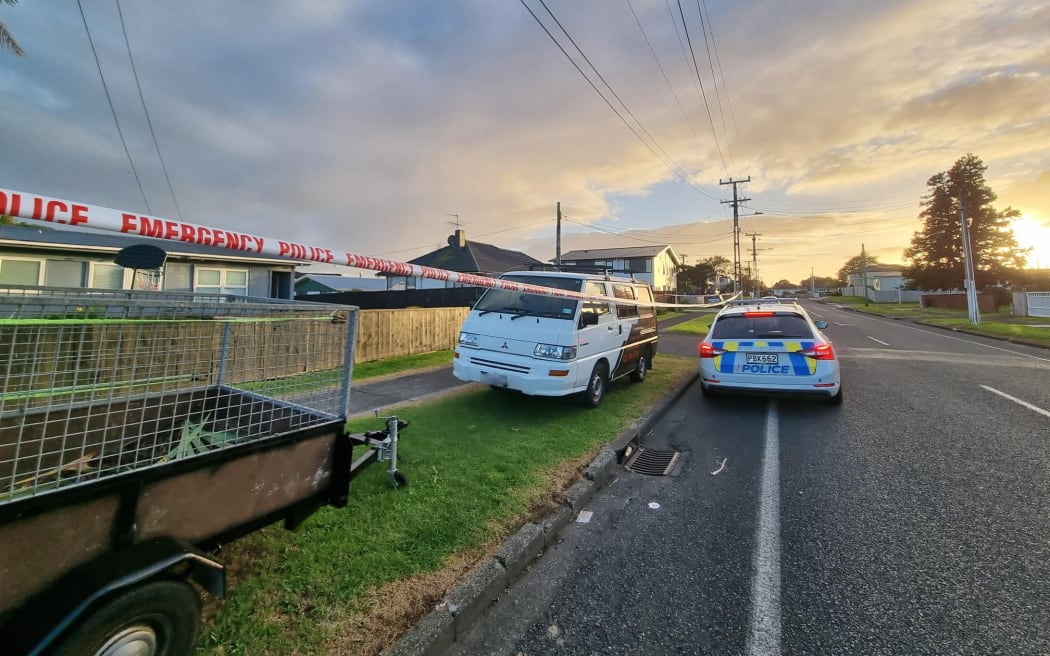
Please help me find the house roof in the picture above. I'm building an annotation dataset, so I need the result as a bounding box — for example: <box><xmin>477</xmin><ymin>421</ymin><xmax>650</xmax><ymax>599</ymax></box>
<box><xmin>0</xmin><ymin>224</ymin><xmax>300</xmax><ymax>266</ymax></box>
<box><xmin>295</xmin><ymin>274</ymin><xmax>386</xmax><ymax>291</ymax></box>
<box><xmin>404</xmin><ymin>237</ymin><xmax>543</xmax><ymax>274</ymax></box>
<box><xmin>559</xmin><ymin>245</ymin><xmax>680</xmax><ymax>265</ymax></box>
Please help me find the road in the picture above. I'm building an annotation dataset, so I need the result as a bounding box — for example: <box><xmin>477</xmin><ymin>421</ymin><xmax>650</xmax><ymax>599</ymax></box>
<box><xmin>447</xmin><ymin>299</ymin><xmax>1050</xmax><ymax>656</ymax></box>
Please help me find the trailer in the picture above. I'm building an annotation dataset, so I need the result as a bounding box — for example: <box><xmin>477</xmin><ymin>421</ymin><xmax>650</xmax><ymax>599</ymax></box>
<box><xmin>0</xmin><ymin>287</ymin><xmax>406</xmax><ymax>656</ymax></box>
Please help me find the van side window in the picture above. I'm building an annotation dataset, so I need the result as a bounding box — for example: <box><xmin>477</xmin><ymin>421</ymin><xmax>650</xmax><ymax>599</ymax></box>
<box><xmin>613</xmin><ymin>283</ymin><xmax>638</xmax><ymax>318</ymax></box>
<box><xmin>581</xmin><ymin>281</ymin><xmax>611</xmax><ymax>321</ymax></box>
<box><xmin>634</xmin><ymin>285</ymin><xmax>655</xmax><ymax>317</ymax></box>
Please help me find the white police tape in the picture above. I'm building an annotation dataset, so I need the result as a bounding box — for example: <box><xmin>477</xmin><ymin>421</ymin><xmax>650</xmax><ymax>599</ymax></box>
<box><xmin>0</xmin><ymin>187</ymin><xmax>732</xmax><ymax>309</ymax></box>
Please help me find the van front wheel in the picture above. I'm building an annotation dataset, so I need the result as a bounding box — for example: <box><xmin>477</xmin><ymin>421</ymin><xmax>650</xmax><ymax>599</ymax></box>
<box><xmin>582</xmin><ymin>362</ymin><xmax>608</xmax><ymax>408</ymax></box>
<box><xmin>630</xmin><ymin>352</ymin><xmax>649</xmax><ymax>383</ymax></box>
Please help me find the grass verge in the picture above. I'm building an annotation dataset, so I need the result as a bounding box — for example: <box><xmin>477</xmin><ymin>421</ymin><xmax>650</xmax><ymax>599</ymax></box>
<box><xmin>197</xmin><ymin>354</ymin><xmax>696</xmax><ymax>656</ymax></box>
<box><xmin>353</xmin><ymin>349</ymin><xmax>454</xmax><ymax>380</ymax></box>
<box><xmin>821</xmin><ymin>297</ymin><xmax>1050</xmax><ymax>348</ymax></box>
<box><xmin>665</xmin><ymin>313</ymin><xmax>716</xmax><ymax>335</ymax></box>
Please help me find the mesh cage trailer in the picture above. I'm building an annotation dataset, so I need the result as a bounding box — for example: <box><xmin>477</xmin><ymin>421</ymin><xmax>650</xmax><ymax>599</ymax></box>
<box><xmin>0</xmin><ymin>286</ymin><xmax>405</xmax><ymax>656</ymax></box>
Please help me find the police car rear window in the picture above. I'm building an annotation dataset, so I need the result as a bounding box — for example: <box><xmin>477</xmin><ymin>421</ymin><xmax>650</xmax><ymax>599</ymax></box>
<box><xmin>710</xmin><ymin>314</ymin><xmax>814</xmax><ymax>340</ymax></box>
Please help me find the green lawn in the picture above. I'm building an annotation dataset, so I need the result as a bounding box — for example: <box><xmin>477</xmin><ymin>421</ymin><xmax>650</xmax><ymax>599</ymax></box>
<box><xmin>665</xmin><ymin>313</ymin><xmax>716</xmax><ymax>335</ymax></box>
<box><xmin>197</xmin><ymin>355</ymin><xmax>696</xmax><ymax>656</ymax></box>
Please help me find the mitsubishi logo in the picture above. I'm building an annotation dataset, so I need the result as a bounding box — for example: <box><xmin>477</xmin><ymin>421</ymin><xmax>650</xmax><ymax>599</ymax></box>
<box><xmin>501</xmin><ymin>341</ymin><xmax>509</xmax><ymax>349</ymax></box>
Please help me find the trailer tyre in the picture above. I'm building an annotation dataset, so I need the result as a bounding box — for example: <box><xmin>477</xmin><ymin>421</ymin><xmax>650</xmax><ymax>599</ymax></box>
<box><xmin>52</xmin><ymin>579</ymin><xmax>202</xmax><ymax>656</ymax></box>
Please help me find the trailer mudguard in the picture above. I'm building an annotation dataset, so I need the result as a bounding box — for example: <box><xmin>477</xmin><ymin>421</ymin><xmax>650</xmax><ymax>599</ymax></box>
<box><xmin>2</xmin><ymin>536</ymin><xmax>224</xmax><ymax>656</ymax></box>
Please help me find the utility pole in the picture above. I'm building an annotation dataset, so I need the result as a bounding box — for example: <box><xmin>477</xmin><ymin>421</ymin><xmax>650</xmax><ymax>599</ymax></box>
<box><xmin>720</xmin><ymin>177</ymin><xmax>752</xmax><ymax>295</ymax></box>
<box><xmin>555</xmin><ymin>202</ymin><xmax>562</xmax><ymax>267</ymax></box>
<box><xmin>861</xmin><ymin>243</ymin><xmax>869</xmax><ymax>306</ymax></box>
<box><xmin>958</xmin><ymin>196</ymin><xmax>980</xmax><ymax>324</ymax></box>
<box><xmin>745</xmin><ymin>232</ymin><xmax>767</xmax><ymax>297</ymax></box>
<box><xmin>811</xmin><ymin>266</ymin><xmax>817</xmax><ymax>299</ymax></box>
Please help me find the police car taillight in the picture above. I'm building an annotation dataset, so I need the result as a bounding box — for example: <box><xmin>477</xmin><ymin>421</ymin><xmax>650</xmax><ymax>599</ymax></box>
<box><xmin>699</xmin><ymin>342</ymin><xmax>726</xmax><ymax>358</ymax></box>
<box><xmin>799</xmin><ymin>343</ymin><xmax>835</xmax><ymax>360</ymax></box>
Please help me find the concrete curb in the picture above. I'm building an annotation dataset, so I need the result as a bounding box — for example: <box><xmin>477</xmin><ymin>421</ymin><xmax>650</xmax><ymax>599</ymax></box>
<box><xmin>379</xmin><ymin>369</ymin><xmax>698</xmax><ymax>656</ymax></box>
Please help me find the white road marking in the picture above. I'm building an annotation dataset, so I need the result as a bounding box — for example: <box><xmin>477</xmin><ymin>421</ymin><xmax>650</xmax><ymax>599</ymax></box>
<box><xmin>833</xmin><ymin>322</ymin><xmax>855</xmax><ymax>326</ymax></box>
<box><xmin>980</xmin><ymin>385</ymin><xmax>1050</xmax><ymax>419</ymax></box>
<box><xmin>711</xmin><ymin>458</ymin><xmax>727</xmax><ymax>475</ymax></box>
<box><xmin>866</xmin><ymin>336</ymin><xmax>890</xmax><ymax>346</ymax></box>
<box><xmin>747</xmin><ymin>400</ymin><xmax>781</xmax><ymax>656</ymax></box>
<box><xmin>808</xmin><ymin>310</ymin><xmax>824</xmax><ymax>318</ymax></box>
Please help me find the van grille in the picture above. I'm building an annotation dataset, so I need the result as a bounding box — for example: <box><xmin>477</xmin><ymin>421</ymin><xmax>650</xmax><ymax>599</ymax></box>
<box><xmin>470</xmin><ymin>356</ymin><xmax>530</xmax><ymax>374</ymax></box>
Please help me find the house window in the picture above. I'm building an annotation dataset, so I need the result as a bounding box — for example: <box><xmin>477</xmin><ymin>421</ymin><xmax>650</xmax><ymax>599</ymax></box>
<box><xmin>90</xmin><ymin>262</ymin><xmax>127</xmax><ymax>289</ymax></box>
<box><xmin>0</xmin><ymin>258</ymin><xmax>43</xmax><ymax>285</ymax></box>
<box><xmin>195</xmin><ymin>267</ymin><xmax>249</xmax><ymax>296</ymax></box>
<box><xmin>44</xmin><ymin>260</ymin><xmax>86</xmax><ymax>288</ymax></box>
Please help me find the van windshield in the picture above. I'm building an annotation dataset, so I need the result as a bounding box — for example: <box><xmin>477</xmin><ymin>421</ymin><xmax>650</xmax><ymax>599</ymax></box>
<box><xmin>474</xmin><ymin>275</ymin><xmax>582</xmax><ymax>320</ymax></box>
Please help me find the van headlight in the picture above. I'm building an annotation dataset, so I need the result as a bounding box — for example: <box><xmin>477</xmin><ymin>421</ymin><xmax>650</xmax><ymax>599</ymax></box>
<box><xmin>459</xmin><ymin>331</ymin><xmax>479</xmax><ymax>347</ymax></box>
<box><xmin>534</xmin><ymin>343</ymin><xmax>577</xmax><ymax>360</ymax></box>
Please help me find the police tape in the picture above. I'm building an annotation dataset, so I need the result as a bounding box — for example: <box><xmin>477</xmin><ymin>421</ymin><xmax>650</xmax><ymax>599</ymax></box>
<box><xmin>0</xmin><ymin>187</ymin><xmax>734</xmax><ymax>309</ymax></box>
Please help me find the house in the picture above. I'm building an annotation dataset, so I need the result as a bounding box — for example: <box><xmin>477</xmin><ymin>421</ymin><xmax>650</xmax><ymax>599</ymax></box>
<box><xmin>846</xmin><ymin>264</ymin><xmax>909</xmax><ymax>294</ymax></box>
<box><xmin>383</xmin><ymin>229</ymin><xmax>544</xmax><ymax>290</ymax></box>
<box><xmin>557</xmin><ymin>245</ymin><xmax>680</xmax><ymax>293</ymax></box>
<box><xmin>0</xmin><ymin>224</ymin><xmax>299</xmax><ymax>298</ymax></box>
<box><xmin>295</xmin><ymin>273</ymin><xmax>388</xmax><ymax>295</ymax></box>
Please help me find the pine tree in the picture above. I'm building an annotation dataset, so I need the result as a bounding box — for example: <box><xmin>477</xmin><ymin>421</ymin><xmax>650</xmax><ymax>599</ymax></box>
<box><xmin>903</xmin><ymin>154</ymin><xmax>1027</xmax><ymax>290</ymax></box>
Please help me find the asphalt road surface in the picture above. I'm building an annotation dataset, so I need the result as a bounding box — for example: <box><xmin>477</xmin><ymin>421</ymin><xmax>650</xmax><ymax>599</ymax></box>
<box><xmin>448</xmin><ymin>300</ymin><xmax>1050</xmax><ymax>656</ymax></box>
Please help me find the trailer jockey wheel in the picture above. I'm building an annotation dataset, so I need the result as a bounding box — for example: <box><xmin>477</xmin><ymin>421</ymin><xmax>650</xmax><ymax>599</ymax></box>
<box><xmin>391</xmin><ymin>471</ymin><xmax>408</xmax><ymax>488</ymax></box>
<box><xmin>52</xmin><ymin>579</ymin><xmax>202</xmax><ymax>656</ymax></box>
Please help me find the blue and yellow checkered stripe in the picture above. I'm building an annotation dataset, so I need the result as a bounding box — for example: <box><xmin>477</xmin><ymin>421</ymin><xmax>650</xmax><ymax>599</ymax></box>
<box><xmin>711</xmin><ymin>341</ymin><xmax>817</xmax><ymax>375</ymax></box>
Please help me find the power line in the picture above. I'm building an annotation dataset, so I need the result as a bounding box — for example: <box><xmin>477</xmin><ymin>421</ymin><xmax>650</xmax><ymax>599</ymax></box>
<box><xmin>699</xmin><ymin>0</ymin><xmax>742</xmax><ymax>151</ymax></box>
<box><xmin>115</xmin><ymin>0</ymin><xmax>182</xmax><ymax>220</ymax></box>
<box><xmin>694</xmin><ymin>0</ymin><xmax>733</xmax><ymax>169</ymax></box>
<box><xmin>625</xmin><ymin>0</ymin><xmax>706</xmax><ymax>160</ymax></box>
<box><xmin>520</xmin><ymin>0</ymin><xmax>723</xmax><ymax>202</ymax></box>
<box><xmin>77</xmin><ymin>0</ymin><xmax>151</xmax><ymax>214</ymax></box>
<box><xmin>675</xmin><ymin>0</ymin><xmax>726</xmax><ymax>172</ymax></box>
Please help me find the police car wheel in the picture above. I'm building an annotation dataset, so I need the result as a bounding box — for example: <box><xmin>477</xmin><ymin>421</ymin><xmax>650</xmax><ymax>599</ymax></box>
<box><xmin>828</xmin><ymin>387</ymin><xmax>843</xmax><ymax>405</ymax></box>
<box><xmin>700</xmin><ymin>382</ymin><xmax>716</xmax><ymax>399</ymax></box>
<box><xmin>583</xmin><ymin>363</ymin><xmax>608</xmax><ymax>408</ymax></box>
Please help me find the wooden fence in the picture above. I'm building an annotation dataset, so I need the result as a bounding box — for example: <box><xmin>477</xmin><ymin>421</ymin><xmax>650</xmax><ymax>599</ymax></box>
<box><xmin>355</xmin><ymin>307</ymin><xmax>468</xmax><ymax>363</ymax></box>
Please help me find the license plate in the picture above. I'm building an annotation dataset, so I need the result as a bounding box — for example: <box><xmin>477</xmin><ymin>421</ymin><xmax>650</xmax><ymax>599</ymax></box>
<box><xmin>746</xmin><ymin>353</ymin><xmax>779</xmax><ymax>364</ymax></box>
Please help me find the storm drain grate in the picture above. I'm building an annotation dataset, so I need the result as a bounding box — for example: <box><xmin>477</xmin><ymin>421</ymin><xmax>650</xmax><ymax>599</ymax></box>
<box><xmin>624</xmin><ymin>448</ymin><xmax>680</xmax><ymax>476</ymax></box>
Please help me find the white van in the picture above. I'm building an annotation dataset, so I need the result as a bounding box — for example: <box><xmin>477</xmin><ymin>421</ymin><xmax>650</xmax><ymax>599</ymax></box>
<box><xmin>452</xmin><ymin>271</ymin><xmax>658</xmax><ymax>407</ymax></box>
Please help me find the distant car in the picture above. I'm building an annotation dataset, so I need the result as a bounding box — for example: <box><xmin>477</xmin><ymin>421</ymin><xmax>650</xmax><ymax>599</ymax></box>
<box><xmin>698</xmin><ymin>300</ymin><xmax>842</xmax><ymax>404</ymax></box>
<box><xmin>703</xmin><ymin>294</ymin><xmax>723</xmax><ymax>305</ymax></box>
<box><xmin>761</xmin><ymin>295</ymin><xmax>779</xmax><ymax>300</ymax></box>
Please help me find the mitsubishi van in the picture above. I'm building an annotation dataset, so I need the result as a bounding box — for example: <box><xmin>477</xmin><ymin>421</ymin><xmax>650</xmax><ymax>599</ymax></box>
<box><xmin>452</xmin><ymin>271</ymin><xmax>658</xmax><ymax>407</ymax></box>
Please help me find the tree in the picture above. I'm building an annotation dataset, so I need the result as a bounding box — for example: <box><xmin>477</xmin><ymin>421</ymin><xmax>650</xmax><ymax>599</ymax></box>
<box><xmin>772</xmin><ymin>279</ymin><xmax>795</xmax><ymax>289</ymax></box>
<box><xmin>903</xmin><ymin>154</ymin><xmax>1028</xmax><ymax>290</ymax></box>
<box><xmin>1</xmin><ymin>0</ymin><xmax>24</xmax><ymax>58</ymax></box>
<box><xmin>800</xmin><ymin>275</ymin><xmax>841</xmax><ymax>290</ymax></box>
<box><xmin>678</xmin><ymin>255</ymin><xmax>731</xmax><ymax>293</ymax></box>
<box><xmin>837</xmin><ymin>254</ymin><xmax>879</xmax><ymax>285</ymax></box>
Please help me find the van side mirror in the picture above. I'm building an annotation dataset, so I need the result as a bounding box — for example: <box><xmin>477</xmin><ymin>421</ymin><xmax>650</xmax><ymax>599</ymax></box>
<box><xmin>580</xmin><ymin>312</ymin><xmax>600</xmax><ymax>328</ymax></box>
<box><xmin>815</xmin><ymin>320</ymin><xmax>828</xmax><ymax>329</ymax></box>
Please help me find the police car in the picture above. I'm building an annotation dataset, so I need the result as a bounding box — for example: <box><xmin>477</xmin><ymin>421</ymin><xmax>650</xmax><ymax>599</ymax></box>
<box><xmin>698</xmin><ymin>300</ymin><xmax>842</xmax><ymax>404</ymax></box>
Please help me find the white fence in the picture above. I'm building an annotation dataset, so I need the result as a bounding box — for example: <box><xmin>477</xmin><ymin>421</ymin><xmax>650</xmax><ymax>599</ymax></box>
<box><xmin>1014</xmin><ymin>291</ymin><xmax>1050</xmax><ymax>317</ymax></box>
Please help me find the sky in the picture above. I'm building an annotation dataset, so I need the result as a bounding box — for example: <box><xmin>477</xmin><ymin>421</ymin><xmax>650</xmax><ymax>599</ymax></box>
<box><xmin>1</xmin><ymin>0</ymin><xmax>1048</xmax><ymax>286</ymax></box>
